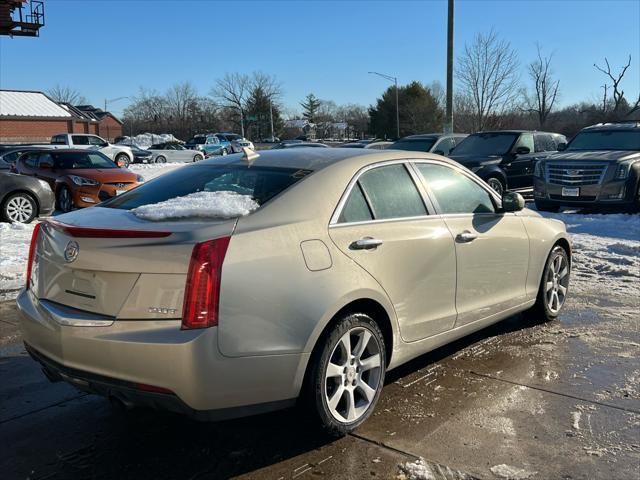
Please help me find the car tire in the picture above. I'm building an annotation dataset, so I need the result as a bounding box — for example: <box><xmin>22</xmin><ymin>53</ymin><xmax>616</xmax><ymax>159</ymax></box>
<box><xmin>525</xmin><ymin>245</ymin><xmax>570</xmax><ymax>323</ymax></box>
<box><xmin>57</xmin><ymin>186</ymin><xmax>74</xmax><ymax>213</ymax></box>
<box><xmin>486</xmin><ymin>176</ymin><xmax>505</xmax><ymax>196</ymax></box>
<box><xmin>534</xmin><ymin>200</ymin><xmax>560</xmax><ymax>213</ymax></box>
<box><xmin>115</xmin><ymin>153</ymin><xmax>130</xmax><ymax>168</ymax></box>
<box><xmin>155</xmin><ymin>156</ymin><xmax>166</xmax><ymax>164</ymax></box>
<box><xmin>193</xmin><ymin>154</ymin><xmax>203</xmax><ymax>162</ymax></box>
<box><xmin>305</xmin><ymin>313</ymin><xmax>386</xmax><ymax>436</ymax></box>
<box><xmin>1</xmin><ymin>192</ymin><xmax>38</xmax><ymax>223</ymax></box>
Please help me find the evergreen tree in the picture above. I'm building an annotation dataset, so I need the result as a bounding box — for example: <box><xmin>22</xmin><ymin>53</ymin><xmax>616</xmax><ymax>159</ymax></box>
<box><xmin>300</xmin><ymin>93</ymin><xmax>321</xmax><ymax>123</ymax></box>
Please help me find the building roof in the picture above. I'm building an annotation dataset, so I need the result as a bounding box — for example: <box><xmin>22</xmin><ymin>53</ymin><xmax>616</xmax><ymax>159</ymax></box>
<box><xmin>0</xmin><ymin>89</ymin><xmax>72</xmax><ymax>118</ymax></box>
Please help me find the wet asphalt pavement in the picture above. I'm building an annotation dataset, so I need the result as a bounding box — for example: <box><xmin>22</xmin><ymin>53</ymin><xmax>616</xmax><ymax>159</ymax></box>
<box><xmin>1</xmin><ymin>291</ymin><xmax>638</xmax><ymax>480</ymax></box>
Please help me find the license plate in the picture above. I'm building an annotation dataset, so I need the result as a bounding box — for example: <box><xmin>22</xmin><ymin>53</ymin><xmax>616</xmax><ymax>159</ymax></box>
<box><xmin>116</xmin><ymin>190</ymin><xmax>126</xmax><ymax>196</ymax></box>
<box><xmin>562</xmin><ymin>187</ymin><xmax>579</xmax><ymax>197</ymax></box>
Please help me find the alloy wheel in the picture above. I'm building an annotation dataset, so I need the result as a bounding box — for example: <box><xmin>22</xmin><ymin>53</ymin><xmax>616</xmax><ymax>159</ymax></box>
<box><xmin>545</xmin><ymin>253</ymin><xmax>569</xmax><ymax>314</ymax></box>
<box><xmin>59</xmin><ymin>188</ymin><xmax>72</xmax><ymax>212</ymax></box>
<box><xmin>5</xmin><ymin>195</ymin><xmax>34</xmax><ymax>223</ymax></box>
<box><xmin>487</xmin><ymin>178</ymin><xmax>504</xmax><ymax>195</ymax></box>
<box><xmin>324</xmin><ymin>327</ymin><xmax>383</xmax><ymax>423</ymax></box>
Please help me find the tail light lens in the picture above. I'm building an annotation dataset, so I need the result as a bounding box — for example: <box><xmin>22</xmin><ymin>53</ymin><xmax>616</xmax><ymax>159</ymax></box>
<box><xmin>26</xmin><ymin>223</ymin><xmax>42</xmax><ymax>290</ymax></box>
<box><xmin>181</xmin><ymin>236</ymin><xmax>230</xmax><ymax>330</ymax></box>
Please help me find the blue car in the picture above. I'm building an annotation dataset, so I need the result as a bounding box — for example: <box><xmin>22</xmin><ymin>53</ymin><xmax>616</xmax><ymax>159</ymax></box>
<box><xmin>202</xmin><ymin>134</ymin><xmax>232</xmax><ymax>157</ymax></box>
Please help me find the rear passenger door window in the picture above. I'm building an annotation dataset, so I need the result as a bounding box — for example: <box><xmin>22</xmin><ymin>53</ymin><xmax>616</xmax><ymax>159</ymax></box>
<box><xmin>357</xmin><ymin>164</ymin><xmax>427</xmax><ymax>220</ymax></box>
<box><xmin>416</xmin><ymin>163</ymin><xmax>495</xmax><ymax>214</ymax></box>
<box><xmin>72</xmin><ymin>135</ymin><xmax>89</xmax><ymax>145</ymax></box>
<box><xmin>534</xmin><ymin>133</ymin><xmax>555</xmax><ymax>152</ymax></box>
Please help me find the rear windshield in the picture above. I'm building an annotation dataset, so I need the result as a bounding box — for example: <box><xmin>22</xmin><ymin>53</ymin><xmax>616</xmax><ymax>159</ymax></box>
<box><xmin>567</xmin><ymin>130</ymin><xmax>640</xmax><ymax>151</ymax></box>
<box><xmin>52</xmin><ymin>151</ymin><xmax>118</xmax><ymax>169</ymax></box>
<box><xmin>391</xmin><ymin>138</ymin><xmax>437</xmax><ymax>152</ymax></box>
<box><xmin>101</xmin><ymin>165</ymin><xmax>312</xmax><ymax>210</ymax></box>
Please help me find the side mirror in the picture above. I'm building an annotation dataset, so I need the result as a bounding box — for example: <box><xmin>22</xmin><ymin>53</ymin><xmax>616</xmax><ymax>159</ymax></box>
<box><xmin>433</xmin><ymin>149</ymin><xmax>445</xmax><ymax>156</ymax></box>
<box><xmin>501</xmin><ymin>191</ymin><xmax>525</xmax><ymax>212</ymax></box>
<box><xmin>515</xmin><ymin>146</ymin><xmax>530</xmax><ymax>155</ymax></box>
<box><xmin>40</xmin><ymin>161</ymin><xmax>53</xmax><ymax>169</ymax></box>
<box><xmin>557</xmin><ymin>142</ymin><xmax>567</xmax><ymax>151</ymax></box>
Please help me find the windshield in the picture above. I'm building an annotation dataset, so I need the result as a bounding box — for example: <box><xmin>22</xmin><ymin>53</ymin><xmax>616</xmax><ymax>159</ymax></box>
<box><xmin>187</xmin><ymin>137</ymin><xmax>206</xmax><ymax>144</ymax></box>
<box><xmin>52</xmin><ymin>152</ymin><xmax>118</xmax><ymax>169</ymax></box>
<box><xmin>452</xmin><ymin>132</ymin><xmax>519</xmax><ymax>156</ymax></box>
<box><xmin>567</xmin><ymin>130</ymin><xmax>640</xmax><ymax>151</ymax></box>
<box><xmin>223</xmin><ymin>134</ymin><xmax>241</xmax><ymax>141</ymax></box>
<box><xmin>101</xmin><ymin>165</ymin><xmax>312</xmax><ymax>211</ymax></box>
<box><xmin>391</xmin><ymin>138</ymin><xmax>437</xmax><ymax>152</ymax></box>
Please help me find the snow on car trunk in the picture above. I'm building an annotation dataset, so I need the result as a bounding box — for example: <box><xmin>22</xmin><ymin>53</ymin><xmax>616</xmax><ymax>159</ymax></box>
<box><xmin>132</xmin><ymin>191</ymin><xmax>259</xmax><ymax>221</ymax></box>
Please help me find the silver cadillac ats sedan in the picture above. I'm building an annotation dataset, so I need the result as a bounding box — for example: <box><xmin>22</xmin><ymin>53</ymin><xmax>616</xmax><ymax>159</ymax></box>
<box><xmin>17</xmin><ymin>149</ymin><xmax>571</xmax><ymax>435</ymax></box>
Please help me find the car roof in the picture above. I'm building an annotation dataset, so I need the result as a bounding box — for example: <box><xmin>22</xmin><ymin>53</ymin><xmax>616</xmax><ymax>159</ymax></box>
<box><xmin>472</xmin><ymin>130</ymin><xmax>562</xmax><ymax>135</ymax></box>
<box><xmin>582</xmin><ymin>122</ymin><xmax>640</xmax><ymax>131</ymax></box>
<box><xmin>399</xmin><ymin>133</ymin><xmax>442</xmax><ymax>140</ymax></box>
<box><xmin>197</xmin><ymin>147</ymin><xmax>458</xmax><ymax>172</ymax></box>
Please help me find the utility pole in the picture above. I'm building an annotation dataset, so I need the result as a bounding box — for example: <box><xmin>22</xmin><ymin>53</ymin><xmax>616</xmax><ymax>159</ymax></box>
<box><xmin>445</xmin><ymin>0</ymin><xmax>454</xmax><ymax>133</ymax></box>
<box><xmin>269</xmin><ymin>99</ymin><xmax>275</xmax><ymax>140</ymax></box>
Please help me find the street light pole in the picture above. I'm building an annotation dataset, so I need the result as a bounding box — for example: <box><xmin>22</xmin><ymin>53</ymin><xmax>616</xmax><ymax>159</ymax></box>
<box><xmin>104</xmin><ymin>96</ymin><xmax>130</xmax><ymax>141</ymax></box>
<box><xmin>368</xmin><ymin>71</ymin><xmax>400</xmax><ymax>139</ymax></box>
<box><xmin>445</xmin><ymin>0</ymin><xmax>454</xmax><ymax>133</ymax></box>
<box><xmin>269</xmin><ymin>99</ymin><xmax>275</xmax><ymax>140</ymax></box>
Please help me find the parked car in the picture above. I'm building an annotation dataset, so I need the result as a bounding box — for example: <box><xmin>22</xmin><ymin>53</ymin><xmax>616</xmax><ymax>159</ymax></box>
<box><xmin>129</xmin><ymin>145</ymin><xmax>154</xmax><ymax>164</ymax></box>
<box><xmin>0</xmin><ymin>146</ymin><xmax>53</xmax><ymax>166</ymax></box>
<box><xmin>14</xmin><ymin>149</ymin><xmax>143</xmax><ymax>212</ymax></box>
<box><xmin>271</xmin><ymin>142</ymin><xmax>329</xmax><ymax>149</ymax></box>
<box><xmin>0</xmin><ymin>158</ymin><xmax>54</xmax><ymax>223</ymax></box>
<box><xmin>202</xmin><ymin>135</ymin><xmax>233</xmax><ymax>157</ymax></box>
<box><xmin>364</xmin><ymin>141</ymin><xmax>393</xmax><ymax>150</ymax></box>
<box><xmin>215</xmin><ymin>133</ymin><xmax>255</xmax><ymax>153</ymax></box>
<box><xmin>147</xmin><ymin>142</ymin><xmax>205</xmax><ymax>163</ymax></box>
<box><xmin>534</xmin><ymin>122</ymin><xmax>640</xmax><ymax>211</ymax></box>
<box><xmin>18</xmin><ymin>148</ymin><xmax>571</xmax><ymax>435</ymax></box>
<box><xmin>260</xmin><ymin>136</ymin><xmax>280</xmax><ymax>143</ymax></box>
<box><xmin>391</xmin><ymin>133</ymin><xmax>468</xmax><ymax>157</ymax></box>
<box><xmin>185</xmin><ymin>134</ymin><xmax>209</xmax><ymax>152</ymax></box>
<box><xmin>30</xmin><ymin>134</ymin><xmax>135</xmax><ymax>168</ymax></box>
<box><xmin>449</xmin><ymin>130</ymin><xmax>567</xmax><ymax>194</ymax></box>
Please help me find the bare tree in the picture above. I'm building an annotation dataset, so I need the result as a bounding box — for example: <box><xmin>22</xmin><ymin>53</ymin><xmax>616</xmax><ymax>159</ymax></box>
<box><xmin>594</xmin><ymin>55</ymin><xmax>640</xmax><ymax>118</ymax></box>
<box><xmin>211</xmin><ymin>73</ymin><xmax>251</xmax><ymax>136</ymax></box>
<box><xmin>522</xmin><ymin>44</ymin><xmax>560</xmax><ymax>128</ymax></box>
<box><xmin>250</xmin><ymin>71</ymin><xmax>283</xmax><ymax>101</ymax></box>
<box><xmin>47</xmin><ymin>84</ymin><xmax>87</xmax><ymax>105</ymax></box>
<box><xmin>457</xmin><ymin>30</ymin><xmax>520</xmax><ymax>131</ymax></box>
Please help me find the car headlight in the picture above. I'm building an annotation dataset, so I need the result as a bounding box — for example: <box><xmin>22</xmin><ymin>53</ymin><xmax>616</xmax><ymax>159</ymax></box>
<box><xmin>615</xmin><ymin>161</ymin><xmax>632</xmax><ymax>180</ymax></box>
<box><xmin>534</xmin><ymin>160</ymin><xmax>544</xmax><ymax>178</ymax></box>
<box><xmin>69</xmin><ymin>175</ymin><xmax>99</xmax><ymax>186</ymax></box>
<box><xmin>136</xmin><ymin>174</ymin><xmax>145</xmax><ymax>183</ymax></box>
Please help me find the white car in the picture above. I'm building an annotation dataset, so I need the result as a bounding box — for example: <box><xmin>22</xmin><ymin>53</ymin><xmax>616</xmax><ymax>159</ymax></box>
<box><xmin>44</xmin><ymin>134</ymin><xmax>134</xmax><ymax>167</ymax></box>
<box><xmin>147</xmin><ymin>142</ymin><xmax>205</xmax><ymax>163</ymax></box>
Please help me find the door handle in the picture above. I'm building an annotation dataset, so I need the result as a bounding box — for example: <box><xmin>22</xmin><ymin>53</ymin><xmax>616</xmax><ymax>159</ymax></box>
<box><xmin>455</xmin><ymin>230</ymin><xmax>478</xmax><ymax>243</ymax></box>
<box><xmin>349</xmin><ymin>237</ymin><xmax>383</xmax><ymax>250</ymax></box>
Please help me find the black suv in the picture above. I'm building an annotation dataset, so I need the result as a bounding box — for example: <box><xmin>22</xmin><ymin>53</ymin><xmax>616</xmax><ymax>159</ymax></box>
<box><xmin>449</xmin><ymin>130</ymin><xmax>567</xmax><ymax>194</ymax></box>
<box><xmin>533</xmin><ymin>122</ymin><xmax>640</xmax><ymax>211</ymax></box>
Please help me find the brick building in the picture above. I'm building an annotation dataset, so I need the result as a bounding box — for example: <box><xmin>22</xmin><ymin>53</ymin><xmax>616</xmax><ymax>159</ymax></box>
<box><xmin>0</xmin><ymin>89</ymin><xmax>123</xmax><ymax>143</ymax></box>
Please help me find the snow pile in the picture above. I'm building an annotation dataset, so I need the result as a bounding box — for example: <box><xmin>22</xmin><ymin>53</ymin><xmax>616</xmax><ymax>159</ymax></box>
<box><xmin>534</xmin><ymin>209</ymin><xmax>640</xmax><ymax>297</ymax></box>
<box><xmin>0</xmin><ymin>222</ymin><xmax>36</xmax><ymax>301</ymax></box>
<box><xmin>117</xmin><ymin>133</ymin><xmax>180</xmax><ymax>148</ymax></box>
<box><xmin>399</xmin><ymin>458</ymin><xmax>436</xmax><ymax>480</ymax></box>
<box><xmin>132</xmin><ymin>191</ymin><xmax>259</xmax><ymax>221</ymax></box>
<box><xmin>490</xmin><ymin>464</ymin><xmax>537</xmax><ymax>479</ymax></box>
<box><xmin>129</xmin><ymin>162</ymin><xmax>185</xmax><ymax>181</ymax></box>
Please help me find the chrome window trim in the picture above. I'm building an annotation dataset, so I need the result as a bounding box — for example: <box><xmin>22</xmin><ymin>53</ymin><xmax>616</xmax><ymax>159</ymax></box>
<box><xmin>329</xmin><ymin>158</ymin><xmax>436</xmax><ymax>227</ymax></box>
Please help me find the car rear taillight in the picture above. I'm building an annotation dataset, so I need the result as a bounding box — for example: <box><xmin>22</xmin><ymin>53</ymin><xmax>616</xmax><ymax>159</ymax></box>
<box><xmin>26</xmin><ymin>223</ymin><xmax>42</xmax><ymax>290</ymax></box>
<box><xmin>181</xmin><ymin>236</ymin><xmax>230</xmax><ymax>330</ymax></box>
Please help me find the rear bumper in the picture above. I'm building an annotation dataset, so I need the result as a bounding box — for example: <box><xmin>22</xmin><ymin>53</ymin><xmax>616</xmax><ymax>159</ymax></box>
<box><xmin>17</xmin><ymin>290</ymin><xmax>307</xmax><ymax>419</ymax></box>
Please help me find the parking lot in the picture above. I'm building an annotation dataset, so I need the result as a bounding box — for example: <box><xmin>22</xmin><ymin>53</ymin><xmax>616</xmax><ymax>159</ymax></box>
<box><xmin>1</xmin><ymin>285</ymin><xmax>638</xmax><ymax>480</ymax></box>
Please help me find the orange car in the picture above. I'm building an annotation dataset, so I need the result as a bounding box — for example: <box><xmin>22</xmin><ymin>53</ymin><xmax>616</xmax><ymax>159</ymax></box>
<box><xmin>14</xmin><ymin>149</ymin><xmax>143</xmax><ymax>212</ymax></box>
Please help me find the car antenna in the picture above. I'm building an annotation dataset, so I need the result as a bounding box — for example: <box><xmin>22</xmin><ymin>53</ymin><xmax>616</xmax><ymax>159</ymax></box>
<box><xmin>242</xmin><ymin>147</ymin><xmax>259</xmax><ymax>165</ymax></box>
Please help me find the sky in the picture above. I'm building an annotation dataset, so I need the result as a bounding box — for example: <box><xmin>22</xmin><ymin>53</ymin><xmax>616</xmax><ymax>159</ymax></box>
<box><xmin>1</xmin><ymin>0</ymin><xmax>639</xmax><ymax>118</ymax></box>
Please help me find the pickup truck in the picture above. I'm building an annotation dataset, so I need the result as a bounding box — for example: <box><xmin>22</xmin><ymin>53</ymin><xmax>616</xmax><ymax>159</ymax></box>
<box><xmin>32</xmin><ymin>134</ymin><xmax>134</xmax><ymax>167</ymax></box>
